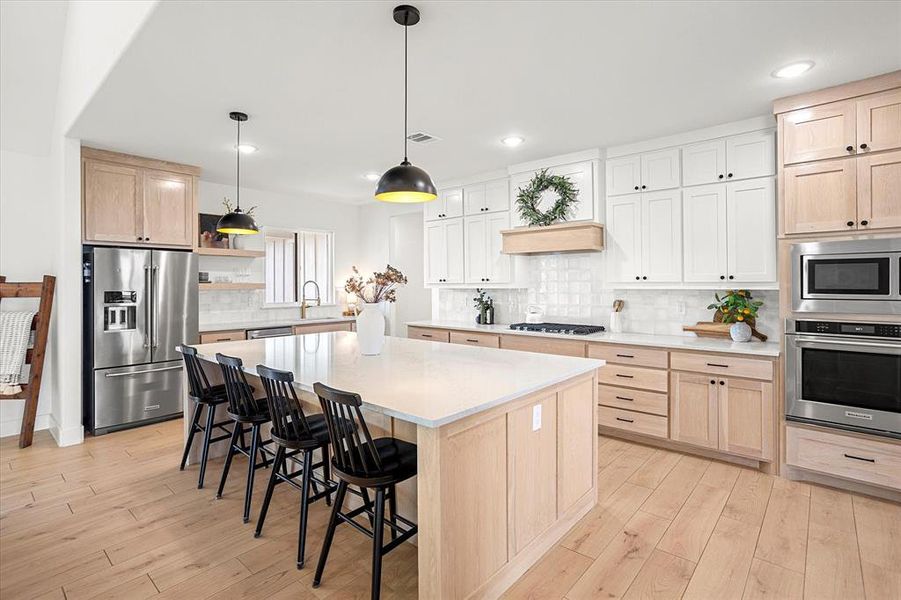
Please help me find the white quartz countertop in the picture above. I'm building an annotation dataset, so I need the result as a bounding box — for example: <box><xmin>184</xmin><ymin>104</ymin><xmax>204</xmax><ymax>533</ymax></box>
<box><xmin>190</xmin><ymin>331</ymin><xmax>604</xmax><ymax>428</ymax></box>
<box><xmin>199</xmin><ymin>316</ymin><xmax>356</xmax><ymax>333</ymax></box>
<box><xmin>406</xmin><ymin>320</ymin><xmax>781</xmax><ymax>357</ymax></box>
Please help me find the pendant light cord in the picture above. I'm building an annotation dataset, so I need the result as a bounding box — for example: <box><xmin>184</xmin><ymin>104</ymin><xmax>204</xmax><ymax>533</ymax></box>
<box><xmin>236</xmin><ymin>119</ymin><xmax>241</xmax><ymax>209</ymax></box>
<box><xmin>403</xmin><ymin>21</ymin><xmax>408</xmax><ymax>163</ymax></box>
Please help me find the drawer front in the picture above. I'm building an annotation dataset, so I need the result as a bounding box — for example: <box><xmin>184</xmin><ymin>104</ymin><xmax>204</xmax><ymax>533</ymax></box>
<box><xmin>408</xmin><ymin>326</ymin><xmax>451</xmax><ymax>343</ymax></box>
<box><xmin>499</xmin><ymin>335</ymin><xmax>586</xmax><ymax>357</ymax></box>
<box><xmin>598</xmin><ymin>406</ymin><xmax>668</xmax><ymax>439</ymax></box>
<box><xmin>199</xmin><ymin>330</ymin><xmax>245</xmax><ymax>343</ymax></box>
<box><xmin>588</xmin><ymin>344</ymin><xmax>668</xmax><ymax>369</ymax></box>
<box><xmin>786</xmin><ymin>426</ymin><xmax>901</xmax><ymax>490</ymax></box>
<box><xmin>598</xmin><ymin>385</ymin><xmax>668</xmax><ymax>416</ymax></box>
<box><xmin>449</xmin><ymin>331</ymin><xmax>501</xmax><ymax>348</ymax></box>
<box><xmin>670</xmin><ymin>351</ymin><xmax>773</xmax><ymax>381</ymax></box>
<box><xmin>293</xmin><ymin>322</ymin><xmax>353</xmax><ymax>335</ymax></box>
<box><xmin>598</xmin><ymin>364</ymin><xmax>668</xmax><ymax>393</ymax></box>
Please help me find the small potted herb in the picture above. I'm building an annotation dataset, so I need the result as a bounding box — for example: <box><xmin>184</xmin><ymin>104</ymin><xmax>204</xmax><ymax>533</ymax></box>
<box><xmin>707</xmin><ymin>289</ymin><xmax>764</xmax><ymax>342</ymax></box>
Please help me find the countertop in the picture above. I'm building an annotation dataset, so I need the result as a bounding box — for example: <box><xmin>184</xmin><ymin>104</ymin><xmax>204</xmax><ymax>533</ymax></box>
<box><xmin>406</xmin><ymin>320</ymin><xmax>781</xmax><ymax>357</ymax></box>
<box><xmin>190</xmin><ymin>331</ymin><xmax>603</xmax><ymax>428</ymax></box>
<box><xmin>199</xmin><ymin>315</ymin><xmax>356</xmax><ymax>333</ymax></box>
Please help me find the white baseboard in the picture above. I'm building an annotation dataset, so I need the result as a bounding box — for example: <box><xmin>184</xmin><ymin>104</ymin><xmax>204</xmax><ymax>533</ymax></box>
<box><xmin>49</xmin><ymin>414</ymin><xmax>84</xmax><ymax>447</ymax></box>
<box><xmin>0</xmin><ymin>413</ymin><xmax>50</xmax><ymax>439</ymax></box>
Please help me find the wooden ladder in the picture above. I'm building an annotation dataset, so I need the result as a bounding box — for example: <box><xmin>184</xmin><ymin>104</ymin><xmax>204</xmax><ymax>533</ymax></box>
<box><xmin>0</xmin><ymin>275</ymin><xmax>56</xmax><ymax>448</ymax></box>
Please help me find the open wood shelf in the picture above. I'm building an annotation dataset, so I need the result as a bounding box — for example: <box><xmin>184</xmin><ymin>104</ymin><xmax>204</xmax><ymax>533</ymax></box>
<box><xmin>199</xmin><ymin>282</ymin><xmax>265</xmax><ymax>291</ymax></box>
<box><xmin>195</xmin><ymin>247</ymin><xmax>265</xmax><ymax>258</ymax></box>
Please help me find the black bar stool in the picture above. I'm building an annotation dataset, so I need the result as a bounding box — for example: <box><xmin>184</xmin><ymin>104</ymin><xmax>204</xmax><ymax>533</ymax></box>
<box><xmin>214</xmin><ymin>353</ymin><xmax>273</xmax><ymax>523</ymax></box>
<box><xmin>254</xmin><ymin>364</ymin><xmax>339</xmax><ymax>569</ymax></box>
<box><xmin>312</xmin><ymin>382</ymin><xmax>418</xmax><ymax>600</ymax></box>
<box><xmin>178</xmin><ymin>345</ymin><xmax>236</xmax><ymax>489</ymax></box>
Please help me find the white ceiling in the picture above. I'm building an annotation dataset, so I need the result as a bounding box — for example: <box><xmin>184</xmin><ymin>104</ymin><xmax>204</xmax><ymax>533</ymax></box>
<box><xmin>0</xmin><ymin>0</ymin><xmax>68</xmax><ymax>155</ymax></box>
<box><xmin>70</xmin><ymin>1</ymin><xmax>901</xmax><ymax>203</ymax></box>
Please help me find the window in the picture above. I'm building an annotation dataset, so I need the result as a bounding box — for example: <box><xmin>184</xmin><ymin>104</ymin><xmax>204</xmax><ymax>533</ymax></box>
<box><xmin>264</xmin><ymin>228</ymin><xmax>334</xmax><ymax>305</ymax></box>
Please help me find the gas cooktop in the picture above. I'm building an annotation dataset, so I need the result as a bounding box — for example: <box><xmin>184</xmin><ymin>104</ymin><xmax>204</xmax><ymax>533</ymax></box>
<box><xmin>509</xmin><ymin>322</ymin><xmax>605</xmax><ymax>335</ymax></box>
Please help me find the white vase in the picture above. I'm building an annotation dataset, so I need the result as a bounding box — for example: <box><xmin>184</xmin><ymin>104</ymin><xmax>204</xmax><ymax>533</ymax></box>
<box><xmin>356</xmin><ymin>302</ymin><xmax>387</xmax><ymax>355</ymax></box>
<box><xmin>730</xmin><ymin>321</ymin><xmax>752</xmax><ymax>342</ymax></box>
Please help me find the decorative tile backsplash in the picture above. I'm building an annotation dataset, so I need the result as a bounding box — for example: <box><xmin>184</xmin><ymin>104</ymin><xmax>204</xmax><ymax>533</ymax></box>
<box><xmin>437</xmin><ymin>253</ymin><xmax>781</xmax><ymax>338</ymax></box>
<box><xmin>199</xmin><ymin>290</ymin><xmax>343</xmax><ymax>329</ymax></box>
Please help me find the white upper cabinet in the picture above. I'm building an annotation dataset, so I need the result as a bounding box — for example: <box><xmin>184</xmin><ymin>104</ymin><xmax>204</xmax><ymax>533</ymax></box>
<box><xmin>641</xmin><ymin>190</ymin><xmax>682</xmax><ymax>282</ymax></box>
<box><xmin>464</xmin><ymin>213</ymin><xmax>511</xmax><ymax>285</ymax></box>
<box><xmin>606</xmin><ymin>155</ymin><xmax>642</xmax><ymax>196</ymax></box>
<box><xmin>608</xmin><ymin>196</ymin><xmax>642</xmax><ymax>282</ymax></box>
<box><xmin>726</xmin><ymin>130</ymin><xmax>775</xmax><ymax>181</ymax></box>
<box><xmin>640</xmin><ymin>148</ymin><xmax>681</xmax><ymax>191</ymax></box>
<box><xmin>726</xmin><ymin>178</ymin><xmax>776</xmax><ymax>282</ymax></box>
<box><xmin>425</xmin><ymin>218</ymin><xmax>464</xmax><ymax>284</ymax></box>
<box><xmin>486</xmin><ymin>212</ymin><xmax>511</xmax><ymax>283</ymax></box>
<box><xmin>682</xmin><ymin>140</ymin><xmax>726</xmax><ymax>187</ymax></box>
<box><xmin>683</xmin><ymin>184</ymin><xmax>727</xmax><ymax>282</ymax></box>
<box><xmin>425</xmin><ymin>187</ymin><xmax>464</xmax><ymax>221</ymax></box>
<box><xmin>464</xmin><ymin>179</ymin><xmax>509</xmax><ymax>216</ymax></box>
<box><xmin>463</xmin><ymin>216</ymin><xmax>487</xmax><ymax>283</ymax></box>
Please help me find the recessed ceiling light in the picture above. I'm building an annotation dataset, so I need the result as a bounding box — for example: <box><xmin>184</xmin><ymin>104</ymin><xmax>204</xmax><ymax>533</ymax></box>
<box><xmin>234</xmin><ymin>143</ymin><xmax>258</xmax><ymax>154</ymax></box>
<box><xmin>772</xmin><ymin>61</ymin><xmax>815</xmax><ymax>79</ymax></box>
<box><xmin>364</xmin><ymin>172</ymin><xmax>381</xmax><ymax>182</ymax></box>
<box><xmin>501</xmin><ymin>135</ymin><xmax>525</xmax><ymax>147</ymax></box>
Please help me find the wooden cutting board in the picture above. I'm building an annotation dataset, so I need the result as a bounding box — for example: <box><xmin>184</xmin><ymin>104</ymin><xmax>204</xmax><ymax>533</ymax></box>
<box><xmin>683</xmin><ymin>321</ymin><xmax>768</xmax><ymax>342</ymax></box>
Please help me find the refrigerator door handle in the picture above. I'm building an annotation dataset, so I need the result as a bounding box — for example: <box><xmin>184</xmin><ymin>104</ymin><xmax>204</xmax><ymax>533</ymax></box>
<box><xmin>143</xmin><ymin>265</ymin><xmax>152</xmax><ymax>349</ymax></box>
<box><xmin>152</xmin><ymin>264</ymin><xmax>160</xmax><ymax>349</ymax></box>
<box><xmin>104</xmin><ymin>365</ymin><xmax>182</xmax><ymax>377</ymax></box>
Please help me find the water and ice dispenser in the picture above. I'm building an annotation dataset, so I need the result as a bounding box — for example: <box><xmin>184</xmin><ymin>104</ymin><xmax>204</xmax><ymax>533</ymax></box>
<box><xmin>102</xmin><ymin>291</ymin><xmax>137</xmax><ymax>332</ymax></box>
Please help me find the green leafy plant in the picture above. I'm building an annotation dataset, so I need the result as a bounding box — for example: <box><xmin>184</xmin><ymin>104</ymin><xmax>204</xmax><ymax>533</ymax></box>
<box><xmin>515</xmin><ymin>169</ymin><xmax>579</xmax><ymax>227</ymax></box>
<box><xmin>707</xmin><ymin>289</ymin><xmax>763</xmax><ymax>324</ymax></box>
<box><xmin>472</xmin><ymin>288</ymin><xmax>491</xmax><ymax>311</ymax></box>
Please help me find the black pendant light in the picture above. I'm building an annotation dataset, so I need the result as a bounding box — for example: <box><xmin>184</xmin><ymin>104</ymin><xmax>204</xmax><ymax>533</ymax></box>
<box><xmin>375</xmin><ymin>5</ymin><xmax>437</xmax><ymax>204</ymax></box>
<box><xmin>217</xmin><ymin>111</ymin><xmax>259</xmax><ymax>235</ymax></box>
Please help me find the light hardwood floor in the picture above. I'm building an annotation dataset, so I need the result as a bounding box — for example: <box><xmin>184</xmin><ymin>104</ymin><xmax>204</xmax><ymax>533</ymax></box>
<box><xmin>1</xmin><ymin>421</ymin><xmax>899</xmax><ymax>599</ymax></box>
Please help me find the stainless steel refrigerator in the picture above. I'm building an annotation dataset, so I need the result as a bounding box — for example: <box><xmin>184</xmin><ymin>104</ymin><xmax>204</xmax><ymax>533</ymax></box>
<box><xmin>82</xmin><ymin>246</ymin><xmax>198</xmax><ymax>434</ymax></box>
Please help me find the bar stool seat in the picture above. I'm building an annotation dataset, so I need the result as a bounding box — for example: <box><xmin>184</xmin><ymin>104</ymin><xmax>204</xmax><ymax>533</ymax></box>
<box><xmin>335</xmin><ymin>438</ymin><xmax>417</xmax><ymax>487</ymax></box>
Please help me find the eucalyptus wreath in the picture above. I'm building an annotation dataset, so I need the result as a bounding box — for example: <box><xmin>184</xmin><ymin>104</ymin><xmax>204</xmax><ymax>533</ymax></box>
<box><xmin>515</xmin><ymin>169</ymin><xmax>580</xmax><ymax>227</ymax></box>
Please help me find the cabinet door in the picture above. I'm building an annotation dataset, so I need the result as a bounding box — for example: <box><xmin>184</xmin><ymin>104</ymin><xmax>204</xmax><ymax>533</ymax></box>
<box><xmin>784</xmin><ymin>158</ymin><xmax>857</xmax><ymax>234</ymax></box>
<box><xmin>485</xmin><ymin>212</ymin><xmax>511</xmax><ymax>284</ymax></box>
<box><xmin>726</xmin><ymin>130</ymin><xmax>775</xmax><ymax>180</ymax></box>
<box><xmin>670</xmin><ymin>372</ymin><xmax>718</xmax><ymax>449</ymax></box>
<box><xmin>718</xmin><ymin>378</ymin><xmax>773</xmax><ymax>460</ymax></box>
<box><xmin>606</xmin><ymin>155</ymin><xmax>642</xmax><ymax>196</ymax></box>
<box><xmin>782</xmin><ymin>101</ymin><xmax>855</xmax><ymax>164</ymax></box>
<box><xmin>726</xmin><ymin>178</ymin><xmax>776</xmax><ymax>282</ymax></box>
<box><xmin>443</xmin><ymin>187</ymin><xmax>464</xmax><ymax>219</ymax></box>
<box><xmin>425</xmin><ymin>221</ymin><xmax>446</xmax><ymax>283</ymax></box>
<box><xmin>424</xmin><ymin>193</ymin><xmax>444</xmax><ymax>221</ymax></box>
<box><xmin>682</xmin><ymin>184</ymin><xmax>727</xmax><ymax>283</ymax></box>
<box><xmin>463</xmin><ymin>183</ymin><xmax>486</xmax><ymax>216</ymax></box>
<box><xmin>682</xmin><ymin>139</ymin><xmax>726</xmax><ymax>187</ymax></box>
<box><xmin>640</xmin><ymin>148</ymin><xmax>680</xmax><ymax>191</ymax></box>
<box><xmin>856</xmin><ymin>89</ymin><xmax>901</xmax><ymax>154</ymax></box>
<box><xmin>463</xmin><ymin>215</ymin><xmax>487</xmax><ymax>283</ymax></box>
<box><xmin>83</xmin><ymin>160</ymin><xmax>143</xmax><ymax>244</ymax></box>
<box><xmin>484</xmin><ymin>179</ymin><xmax>510</xmax><ymax>213</ymax></box>
<box><xmin>857</xmin><ymin>149</ymin><xmax>901</xmax><ymax>230</ymax></box>
<box><xmin>550</xmin><ymin>161</ymin><xmax>594</xmax><ymax>221</ymax></box>
<box><xmin>641</xmin><ymin>190</ymin><xmax>682</xmax><ymax>283</ymax></box>
<box><xmin>444</xmin><ymin>218</ymin><xmax>465</xmax><ymax>283</ymax></box>
<box><xmin>142</xmin><ymin>170</ymin><xmax>194</xmax><ymax>247</ymax></box>
<box><xmin>607</xmin><ymin>196</ymin><xmax>642</xmax><ymax>283</ymax></box>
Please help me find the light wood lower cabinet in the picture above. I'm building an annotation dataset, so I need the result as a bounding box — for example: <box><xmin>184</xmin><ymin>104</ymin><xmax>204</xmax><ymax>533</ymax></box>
<box><xmin>598</xmin><ymin>384</ymin><xmax>668</xmax><ymax>416</ymax></box>
<box><xmin>199</xmin><ymin>330</ymin><xmax>246</xmax><ymax>343</ymax></box>
<box><xmin>449</xmin><ymin>330</ymin><xmax>500</xmax><ymax>348</ymax></box>
<box><xmin>407</xmin><ymin>326</ymin><xmax>450</xmax><ymax>343</ymax></box>
<box><xmin>598</xmin><ymin>405</ymin><xmax>667</xmax><ymax>439</ymax></box>
<box><xmin>293</xmin><ymin>321</ymin><xmax>353</xmax><ymax>335</ymax></box>
<box><xmin>670</xmin><ymin>372</ymin><xmax>719</xmax><ymax>449</ymax></box>
<box><xmin>499</xmin><ymin>335</ymin><xmax>586</xmax><ymax>357</ymax></box>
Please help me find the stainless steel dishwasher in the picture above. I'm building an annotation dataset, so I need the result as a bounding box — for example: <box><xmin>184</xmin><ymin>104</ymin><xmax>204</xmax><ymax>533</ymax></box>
<box><xmin>246</xmin><ymin>326</ymin><xmax>294</xmax><ymax>340</ymax></box>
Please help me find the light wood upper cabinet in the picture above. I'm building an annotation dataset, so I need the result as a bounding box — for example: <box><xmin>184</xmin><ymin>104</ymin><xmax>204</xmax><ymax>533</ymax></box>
<box><xmin>857</xmin><ymin>149</ymin><xmax>901</xmax><ymax>230</ymax></box>
<box><xmin>682</xmin><ymin>184</ymin><xmax>727</xmax><ymax>282</ymax></box>
<box><xmin>782</xmin><ymin>100</ymin><xmax>856</xmax><ymax>164</ymax></box>
<box><xmin>83</xmin><ymin>160</ymin><xmax>143</xmax><ymax>244</ymax></box>
<box><xmin>670</xmin><ymin>372</ymin><xmax>718</xmax><ymax>449</ymax></box>
<box><xmin>726</xmin><ymin>130</ymin><xmax>776</xmax><ymax>180</ymax></box>
<box><xmin>718</xmin><ymin>378</ymin><xmax>774</xmax><ymax>461</ymax></box>
<box><xmin>606</xmin><ymin>155</ymin><xmax>642</xmax><ymax>196</ymax></box>
<box><xmin>784</xmin><ymin>157</ymin><xmax>857</xmax><ymax>234</ymax></box>
<box><xmin>682</xmin><ymin>140</ymin><xmax>726</xmax><ymax>187</ymax></box>
<box><xmin>641</xmin><ymin>148</ymin><xmax>681</xmax><ymax>191</ymax></box>
<box><xmin>726</xmin><ymin>178</ymin><xmax>776</xmax><ymax>282</ymax></box>
<box><xmin>142</xmin><ymin>170</ymin><xmax>194</xmax><ymax>247</ymax></box>
<box><xmin>856</xmin><ymin>89</ymin><xmax>901</xmax><ymax>154</ymax></box>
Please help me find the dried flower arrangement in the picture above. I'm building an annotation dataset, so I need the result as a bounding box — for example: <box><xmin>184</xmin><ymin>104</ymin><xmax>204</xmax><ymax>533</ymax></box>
<box><xmin>222</xmin><ymin>197</ymin><xmax>257</xmax><ymax>217</ymax></box>
<box><xmin>344</xmin><ymin>265</ymin><xmax>408</xmax><ymax>304</ymax></box>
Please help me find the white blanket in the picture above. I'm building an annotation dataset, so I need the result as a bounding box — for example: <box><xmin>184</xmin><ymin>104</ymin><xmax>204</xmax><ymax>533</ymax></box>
<box><xmin>0</xmin><ymin>311</ymin><xmax>36</xmax><ymax>395</ymax></box>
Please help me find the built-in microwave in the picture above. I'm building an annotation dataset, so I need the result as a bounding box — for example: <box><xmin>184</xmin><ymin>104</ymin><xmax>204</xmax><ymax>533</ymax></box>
<box><xmin>792</xmin><ymin>238</ymin><xmax>901</xmax><ymax>315</ymax></box>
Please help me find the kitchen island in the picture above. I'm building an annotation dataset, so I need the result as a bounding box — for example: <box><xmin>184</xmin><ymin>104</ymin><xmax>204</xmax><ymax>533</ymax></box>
<box><xmin>183</xmin><ymin>331</ymin><xmax>603</xmax><ymax>599</ymax></box>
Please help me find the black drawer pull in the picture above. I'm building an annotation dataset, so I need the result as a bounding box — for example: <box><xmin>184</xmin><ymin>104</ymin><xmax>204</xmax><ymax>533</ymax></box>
<box><xmin>615</xmin><ymin>374</ymin><xmax>634</xmax><ymax>379</ymax></box>
<box><xmin>216</xmin><ymin>338</ymin><xmax>231</xmax><ymax>342</ymax></box>
<box><xmin>616</xmin><ymin>354</ymin><xmax>634</xmax><ymax>358</ymax></box>
<box><xmin>616</xmin><ymin>417</ymin><xmax>634</xmax><ymax>423</ymax></box>
<box><xmin>615</xmin><ymin>396</ymin><xmax>634</xmax><ymax>401</ymax></box>
<box><xmin>421</xmin><ymin>334</ymin><xmax>433</xmax><ymax>338</ymax></box>
<box><xmin>843</xmin><ymin>453</ymin><xmax>875</xmax><ymax>463</ymax></box>
<box><xmin>465</xmin><ymin>339</ymin><xmax>479</xmax><ymax>343</ymax></box>
<box><xmin>707</xmin><ymin>363</ymin><xmax>729</xmax><ymax>368</ymax></box>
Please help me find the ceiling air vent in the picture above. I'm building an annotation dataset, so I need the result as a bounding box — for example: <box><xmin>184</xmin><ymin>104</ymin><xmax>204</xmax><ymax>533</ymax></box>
<box><xmin>406</xmin><ymin>131</ymin><xmax>441</xmax><ymax>144</ymax></box>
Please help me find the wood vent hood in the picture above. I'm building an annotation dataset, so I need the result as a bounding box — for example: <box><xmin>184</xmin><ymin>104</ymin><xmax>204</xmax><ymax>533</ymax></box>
<box><xmin>501</xmin><ymin>221</ymin><xmax>605</xmax><ymax>255</ymax></box>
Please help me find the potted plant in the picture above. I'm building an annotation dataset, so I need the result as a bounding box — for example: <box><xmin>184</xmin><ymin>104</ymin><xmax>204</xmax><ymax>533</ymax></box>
<box><xmin>707</xmin><ymin>289</ymin><xmax>764</xmax><ymax>342</ymax></box>
<box><xmin>344</xmin><ymin>265</ymin><xmax>407</xmax><ymax>355</ymax></box>
<box><xmin>473</xmin><ymin>289</ymin><xmax>492</xmax><ymax>324</ymax></box>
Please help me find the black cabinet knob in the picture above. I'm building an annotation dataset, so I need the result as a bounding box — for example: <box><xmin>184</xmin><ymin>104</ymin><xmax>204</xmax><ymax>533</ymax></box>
<box><xmin>710</xmin><ymin>379</ymin><xmax>716</xmax><ymax>385</ymax></box>
<box><xmin>635</xmin><ymin>276</ymin><xmax>640</xmax><ymax>280</ymax></box>
<box><xmin>137</xmin><ymin>236</ymin><xmax>143</xmax><ymax>241</ymax></box>
<box><xmin>634</xmin><ymin>186</ymin><xmax>639</xmax><ymax>190</ymax></box>
<box><xmin>641</xmin><ymin>185</ymin><xmax>647</xmax><ymax>189</ymax></box>
<box><xmin>727</xmin><ymin>173</ymin><xmax>733</xmax><ymax>178</ymax></box>
<box><xmin>718</xmin><ymin>174</ymin><xmax>724</xmax><ymax>179</ymax></box>
<box><xmin>847</xmin><ymin>221</ymin><xmax>855</xmax><ymax>227</ymax></box>
<box><xmin>145</xmin><ymin>237</ymin><xmax>150</xmax><ymax>241</ymax></box>
<box><xmin>719</xmin><ymin>380</ymin><xmax>725</xmax><ymax>385</ymax></box>
<box><xmin>728</xmin><ymin>275</ymin><xmax>734</xmax><ymax>280</ymax></box>
<box><xmin>860</xmin><ymin>143</ymin><xmax>868</xmax><ymax>150</ymax></box>
<box><xmin>642</xmin><ymin>276</ymin><xmax>647</xmax><ymax>280</ymax></box>
<box><xmin>720</xmin><ymin>275</ymin><xmax>725</xmax><ymax>280</ymax></box>
<box><xmin>846</xmin><ymin>145</ymin><xmax>854</xmax><ymax>152</ymax></box>
<box><xmin>861</xmin><ymin>220</ymin><xmax>869</xmax><ymax>226</ymax></box>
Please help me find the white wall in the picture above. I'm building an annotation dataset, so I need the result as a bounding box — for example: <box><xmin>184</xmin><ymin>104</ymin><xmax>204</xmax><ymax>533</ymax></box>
<box><xmin>0</xmin><ymin>149</ymin><xmax>57</xmax><ymax>436</ymax></box>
